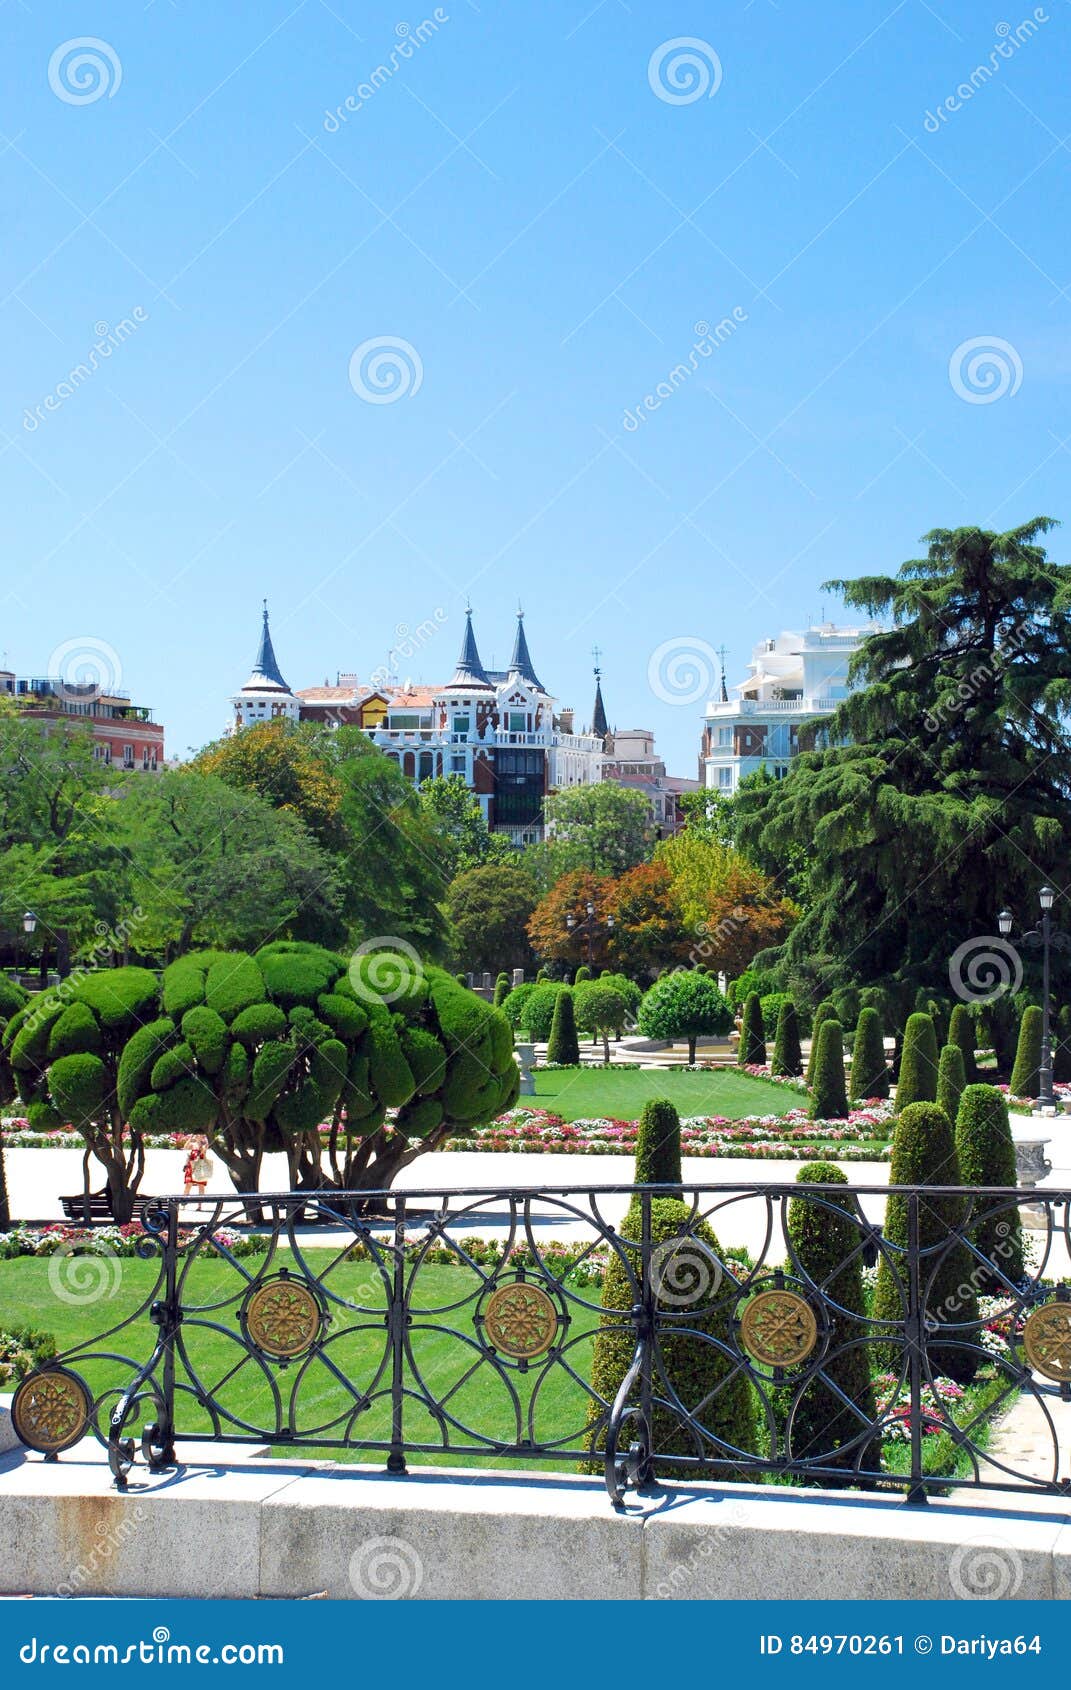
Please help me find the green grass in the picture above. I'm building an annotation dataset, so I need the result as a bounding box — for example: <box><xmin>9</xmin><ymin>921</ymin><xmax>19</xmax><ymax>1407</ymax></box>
<box><xmin>532</xmin><ymin>1065</ymin><xmax>796</xmax><ymax>1121</ymax></box>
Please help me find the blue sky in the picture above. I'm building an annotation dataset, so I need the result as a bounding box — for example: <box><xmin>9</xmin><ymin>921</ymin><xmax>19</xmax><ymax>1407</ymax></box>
<box><xmin>3</xmin><ymin>0</ymin><xmax>1068</xmax><ymax>771</ymax></box>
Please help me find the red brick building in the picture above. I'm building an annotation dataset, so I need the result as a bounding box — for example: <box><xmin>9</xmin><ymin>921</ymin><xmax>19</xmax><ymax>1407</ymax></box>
<box><xmin>0</xmin><ymin>669</ymin><xmax>163</xmax><ymax>771</ymax></box>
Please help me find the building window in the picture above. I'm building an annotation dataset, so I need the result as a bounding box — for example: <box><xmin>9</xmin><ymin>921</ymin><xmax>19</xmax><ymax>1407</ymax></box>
<box><xmin>123</xmin><ymin>744</ymin><xmax>134</xmax><ymax>768</ymax></box>
<box><xmin>717</xmin><ymin>726</ymin><xmax>732</xmax><ymax>747</ymax></box>
<box><xmin>774</xmin><ymin>764</ymin><xmax>788</xmax><ymax>780</ymax></box>
<box><xmin>453</xmin><ymin>715</ymin><xmax>469</xmax><ymax>734</ymax></box>
<box><xmin>451</xmin><ymin>755</ymin><xmax>466</xmax><ymax>773</ymax></box>
<box><xmin>508</xmin><ymin>712</ymin><xmax>526</xmax><ymax>733</ymax></box>
<box><xmin>718</xmin><ymin>767</ymin><xmax>732</xmax><ymax>789</ymax></box>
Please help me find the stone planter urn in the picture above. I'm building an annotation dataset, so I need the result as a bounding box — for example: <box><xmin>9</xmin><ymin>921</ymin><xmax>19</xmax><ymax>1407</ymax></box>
<box><xmin>1011</xmin><ymin>1124</ymin><xmax>1052</xmax><ymax>1229</ymax></box>
<box><xmin>515</xmin><ymin>1042</ymin><xmax>536</xmax><ymax>1096</ymax></box>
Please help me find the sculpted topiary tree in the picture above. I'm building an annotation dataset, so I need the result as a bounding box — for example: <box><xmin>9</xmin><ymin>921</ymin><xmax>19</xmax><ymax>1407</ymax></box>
<box><xmin>573</xmin><ymin>979</ymin><xmax>629</xmax><ymax>1064</ymax></box>
<box><xmin>492</xmin><ymin>972</ymin><xmax>510</xmax><ymax>1008</ymax></box>
<box><xmin>894</xmin><ymin>1012</ymin><xmax>939</xmax><ymax>1111</ymax></box>
<box><xmin>1053</xmin><ymin>1004</ymin><xmax>1071</xmax><ymax>1084</ymax></box>
<box><xmin>936</xmin><ymin>1043</ymin><xmax>966</xmax><ymax>1126</ymax></box>
<box><xmin>3</xmin><ymin>968</ymin><xmax>163</xmax><ymax>1221</ymax></box>
<box><xmin>805</xmin><ymin>1000</ymin><xmax>837</xmax><ymax>1086</ymax></box>
<box><xmin>954</xmin><ymin>1084</ymin><xmax>1024</xmax><ymax>1290</ymax></box>
<box><xmin>738</xmin><ymin>991</ymin><xmax>766</xmax><ymax>1065</ymax></box>
<box><xmin>779</xmin><ymin>1163</ymin><xmax>878</xmax><ymax>1480</ymax></box>
<box><xmin>771</xmin><ymin>999</ymin><xmax>803</xmax><ymax>1077</ymax></box>
<box><xmin>584</xmin><ymin>1102</ymin><xmax>755</xmax><ymax>1478</ymax></box>
<box><xmin>637</xmin><ymin>971</ymin><xmax>731</xmax><ymax>1063</ymax></box>
<box><xmin>809</xmin><ymin>1019</ymin><xmax>848</xmax><ymax>1120</ymax></box>
<box><xmin>873</xmin><ymin>1102</ymin><xmax>978</xmax><ymax>1384</ymax></box>
<box><xmin>0</xmin><ymin>977</ymin><xmax>29</xmax><ymax>1228</ymax></box>
<box><xmin>1009</xmin><ymin>1004</ymin><xmax>1043</xmax><ymax>1099</ymax></box>
<box><xmin>119</xmin><ymin>942</ymin><xmax>519</xmax><ymax>1197</ymax></box>
<box><xmin>948</xmin><ymin>1003</ymin><xmax>977</xmax><ymax>1085</ymax></box>
<box><xmin>633</xmin><ymin>1098</ymin><xmax>682</xmax><ymax>1190</ymax></box>
<box><xmin>546</xmin><ymin>986</ymin><xmax>580</xmax><ymax>1065</ymax></box>
<box><xmin>849</xmin><ymin>1006</ymin><xmax>888</xmax><ymax>1101</ymax></box>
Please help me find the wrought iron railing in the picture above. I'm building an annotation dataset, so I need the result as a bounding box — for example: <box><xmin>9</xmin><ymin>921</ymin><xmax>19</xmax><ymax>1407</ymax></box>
<box><xmin>8</xmin><ymin>1183</ymin><xmax>1071</xmax><ymax>1506</ymax></box>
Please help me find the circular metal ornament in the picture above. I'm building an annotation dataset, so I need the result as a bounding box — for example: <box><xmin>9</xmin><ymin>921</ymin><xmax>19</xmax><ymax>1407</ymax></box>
<box><xmin>12</xmin><ymin>1368</ymin><xmax>91</xmax><ymax>1454</ymax></box>
<box><xmin>1022</xmin><ymin>1301</ymin><xmax>1071</xmax><ymax>1382</ymax></box>
<box><xmin>482</xmin><ymin>1281</ymin><xmax>559</xmax><ymax>1360</ymax></box>
<box><xmin>740</xmin><ymin>1289</ymin><xmax>818</xmax><ymax>1368</ymax></box>
<box><xmin>243</xmin><ymin>1274</ymin><xmax>323</xmax><ymax>1360</ymax></box>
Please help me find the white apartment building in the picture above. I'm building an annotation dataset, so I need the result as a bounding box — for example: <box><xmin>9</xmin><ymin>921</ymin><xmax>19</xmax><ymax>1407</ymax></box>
<box><xmin>701</xmin><ymin>623</ymin><xmax>881</xmax><ymax>793</ymax></box>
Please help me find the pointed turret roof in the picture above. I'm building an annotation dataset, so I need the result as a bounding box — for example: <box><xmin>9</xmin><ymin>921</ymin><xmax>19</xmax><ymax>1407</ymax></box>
<box><xmin>445</xmin><ymin>607</ymin><xmax>493</xmax><ymax>690</ymax></box>
<box><xmin>591</xmin><ymin>668</ymin><xmax>609</xmax><ymax>741</ymax></box>
<box><xmin>241</xmin><ymin>601</ymin><xmax>292</xmax><ymax>694</ymax></box>
<box><xmin>506</xmin><ymin>608</ymin><xmax>544</xmax><ymax>692</ymax></box>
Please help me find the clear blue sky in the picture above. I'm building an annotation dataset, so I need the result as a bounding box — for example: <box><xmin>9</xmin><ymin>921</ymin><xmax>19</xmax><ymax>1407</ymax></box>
<box><xmin>3</xmin><ymin>0</ymin><xmax>1068</xmax><ymax>771</ymax></box>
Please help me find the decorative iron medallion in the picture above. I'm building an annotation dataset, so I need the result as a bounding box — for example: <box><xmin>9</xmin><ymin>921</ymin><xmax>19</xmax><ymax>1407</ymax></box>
<box><xmin>12</xmin><ymin>1368</ymin><xmax>91</xmax><ymax>1454</ymax></box>
<box><xmin>482</xmin><ymin>1281</ymin><xmax>559</xmax><ymax>1360</ymax></box>
<box><xmin>740</xmin><ymin>1289</ymin><xmax>818</xmax><ymax>1368</ymax></box>
<box><xmin>243</xmin><ymin>1274</ymin><xmax>323</xmax><ymax>1361</ymax></box>
<box><xmin>1022</xmin><ymin>1301</ymin><xmax>1071</xmax><ymax>1382</ymax></box>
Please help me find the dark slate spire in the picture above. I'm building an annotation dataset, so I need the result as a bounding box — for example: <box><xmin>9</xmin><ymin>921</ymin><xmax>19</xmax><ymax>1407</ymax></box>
<box><xmin>446</xmin><ymin>606</ymin><xmax>492</xmax><ymax>689</ymax></box>
<box><xmin>507</xmin><ymin>607</ymin><xmax>544</xmax><ymax>692</ymax></box>
<box><xmin>717</xmin><ymin>643</ymin><xmax>729</xmax><ymax>703</ymax></box>
<box><xmin>591</xmin><ymin>665</ymin><xmax>609</xmax><ymax>741</ymax></box>
<box><xmin>244</xmin><ymin>600</ymin><xmax>291</xmax><ymax>693</ymax></box>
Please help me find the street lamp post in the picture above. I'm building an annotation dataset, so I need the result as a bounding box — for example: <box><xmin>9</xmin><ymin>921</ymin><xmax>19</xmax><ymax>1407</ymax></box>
<box><xmin>998</xmin><ymin>887</ymin><xmax>1071</xmax><ymax>1112</ymax></box>
<box><xmin>19</xmin><ymin>910</ymin><xmax>37</xmax><ymax>989</ymax></box>
<box><xmin>565</xmin><ymin>898</ymin><xmax>614</xmax><ymax>967</ymax></box>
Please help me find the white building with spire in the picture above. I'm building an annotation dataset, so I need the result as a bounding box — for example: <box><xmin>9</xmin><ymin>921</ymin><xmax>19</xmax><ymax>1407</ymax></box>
<box><xmin>228</xmin><ymin>603</ymin><xmax>301</xmax><ymax>734</ymax></box>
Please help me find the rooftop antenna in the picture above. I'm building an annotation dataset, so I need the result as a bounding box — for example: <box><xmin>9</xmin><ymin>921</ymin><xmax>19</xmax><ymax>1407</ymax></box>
<box><xmin>715</xmin><ymin>643</ymin><xmax>729</xmax><ymax>703</ymax></box>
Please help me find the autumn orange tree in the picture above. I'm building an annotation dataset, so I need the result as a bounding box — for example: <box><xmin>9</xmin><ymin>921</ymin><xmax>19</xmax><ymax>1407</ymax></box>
<box><xmin>603</xmin><ymin>859</ymin><xmax>690</xmax><ymax>979</ymax></box>
<box><xmin>526</xmin><ymin>870</ymin><xmax>616</xmax><ymax>970</ymax></box>
<box><xmin>656</xmin><ymin>832</ymin><xmax>797</xmax><ymax>978</ymax></box>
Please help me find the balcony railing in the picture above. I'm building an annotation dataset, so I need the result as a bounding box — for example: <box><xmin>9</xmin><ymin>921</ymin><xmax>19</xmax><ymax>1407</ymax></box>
<box><xmin>706</xmin><ymin>695</ymin><xmax>840</xmax><ymax>717</ymax></box>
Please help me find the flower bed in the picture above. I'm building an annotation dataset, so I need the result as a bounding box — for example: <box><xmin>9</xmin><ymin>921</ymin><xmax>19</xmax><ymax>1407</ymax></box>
<box><xmin>447</xmin><ymin>1102</ymin><xmax>893</xmax><ymax>1159</ymax></box>
<box><xmin>0</xmin><ymin>1223</ymin><xmax>269</xmax><ymax>1261</ymax></box>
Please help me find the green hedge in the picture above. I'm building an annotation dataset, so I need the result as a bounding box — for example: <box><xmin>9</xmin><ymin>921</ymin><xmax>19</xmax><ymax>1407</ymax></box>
<box><xmin>954</xmin><ymin>1084</ymin><xmax>1025</xmax><ymax>1289</ymax></box>
<box><xmin>1009</xmin><ymin>1005</ymin><xmax>1043</xmax><ymax>1097</ymax></box>
<box><xmin>771</xmin><ymin>1001</ymin><xmax>803</xmax><ymax>1078</ymax></box>
<box><xmin>809</xmin><ymin>1019</ymin><xmax>848</xmax><ymax>1120</ymax></box>
<box><xmin>895</xmin><ymin>1013</ymin><xmax>939</xmax><ymax>1111</ymax></box>
<box><xmin>849</xmin><ymin>1007</ymin><xmax>888</xmax><ymax>1101</ymax></box>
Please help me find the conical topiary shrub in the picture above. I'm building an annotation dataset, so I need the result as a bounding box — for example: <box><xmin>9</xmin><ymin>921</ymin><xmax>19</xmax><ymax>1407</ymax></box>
<box><xmin>809</xmin><ymin>1019</ymin><xmax>848</xmax><ymax>1120</ymax></box>
<box><xmin>1009</xmin><ymin>1005</ymin><xmax>1043</xmax><ymax>1099</ymax></box>
<box><xmin>573</xmin><ymin>964</ymin><xmax>592</xmax><ymax>985</ymax></box>
<box><xmin>738</xmin><ymin>992</ymin><xmax>766</xmax><ymax>1065</ymax></box>
<box><xmin>948</xmin><ymin>1003</ymin><xmax>977</xmax><ymax>1085</ymax></box>
<box><xmin>583</xmin><ymin>1198</ymin><xmax>755</xmax><ymax>1479</ymax></box>
<box><xmin>894</xmin><ymin>1013</ymin><xmax>939</xmax><ymax>1111</ymax></box>
<box><xmin>873</xmin><ymin>1102</ymin><xmax>978</xmax><ymax>1384</ymax></box>
<box><xmin>633</xmin><ymin>1098</ymin><xmax>683</xmax><ymax>1190</ymax></box>
<box><xmin>771</xmin><ymin>1000</ymin><xmax>803</xmax><ymax>1078</ymax></box>
<box><xmin>849</xmin><ymin>1007</ymin><xmax>888</xmax><ymax>1101</ymax></box>
<box><xmin>954</xmin><ymin>1084</ymin><xmax>1025</xmax><ymax>1290</ymax></box>
<box><xmin>805</xmin><ymin>1000</ymin><xmax>837</xmax><ymax>1086</ymax></box>
<box><xmin>779</xmin><ymin>1163</ymin><xmax>879</xmax><ymax>1480</ymax></box>
<box><xmin>546</xmin><ymin>985</ymin><xmax>580</xmax><ymax>1065</ymax></box>
<box><xmin>1054</xmin><ymin>1004</ymin><xmax>1071</xmax><ymax>1084</ymax></box>
<box><xmin>493</xmin><ymin>972</ymin><xmax>510</xmax><ymax>1007</ymax></box>
<box><xmin>936</xmin><ymin>1044</ymin><xmax>966</xmax><ymax>1126</ymax></box>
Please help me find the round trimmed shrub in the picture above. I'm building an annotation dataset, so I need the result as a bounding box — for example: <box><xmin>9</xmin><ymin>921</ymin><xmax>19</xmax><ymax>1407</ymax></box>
<box><xmin>738</xmin><ymin>992</ymin><xmax>766</xmax><ymax>1066</ymax></box>
<box><xmin>779</xmin><ymin>1163</ymin><xmax>878</xmax><ymax>1479</ymax></box>
<box><xmin>954</xmin><ymin>1084</ymin><xmax>1025</xmax><ymax>1289</ymax></box>
<box><xmin>848</xmin><ymin>1007</ymin><xmax>888</xmax><ymax>1101</ymax></box>
<box><xmin>771</xmin><ymin>1000</ymin><xmax>803</xmax><ymax>1078</ymax></box>
<box><xmin>809</xmin><ymin>1019</ymin><xmax>848</xmax><ymax>1120</ymax></box>
<box><xmin>633</xmin><ymin>1098</ymin><xmax>682</xmax><ymax>1189</ymax></box>
<box><xmin>546</xmin><ymin>987</ymin><xmax>580</xmax><ymax>1065</ymax></box>
<box><xmin>583</xmin><ymin>1197</ymin><xmax>755</xmax><ymax>1479</ymax></box>
<box><xmin>47</xmin><ymin>1002</ymin><xmax>103</xmax><ymax>1060</ymax></box>
<box><xmin>519</xmin><ymin>982</ymin><xmax>562</xmax><ymax>1042</ymax></box>
<box><xmin>873</xmin><ymin>1102</ymin><xmax>978</xmax><ymax>1384</ymax></box>
<box><xmin>1009</xmin><ymin>1005</ymin><xmax>1043</xmax><ymax>1098</ymax></box>
<box><xmin>805</xmin><ymin>1001</ymin><xmax>838</xmax><ymax>1086</ymax></box>
<box><xmin>948</xmin><ymin>1003</ymin><xmax>977</xmax><ymax>1085</ymax></box>
<box><xmin>894</xmin><ymin>1013</ymin><xmax>939</xmax><ymax>1111</ymax></box>
<box><xmin>936</xmin><ymin>1044</ymin><xmax>966</xmax><ymax>1126</ymax></box>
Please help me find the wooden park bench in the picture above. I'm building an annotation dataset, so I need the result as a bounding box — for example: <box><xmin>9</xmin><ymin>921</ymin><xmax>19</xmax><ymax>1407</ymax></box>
<box><xmin>59</xmin><ymin>1191</ymin><xmax>155</xmax><ymax>1226</ymax></box>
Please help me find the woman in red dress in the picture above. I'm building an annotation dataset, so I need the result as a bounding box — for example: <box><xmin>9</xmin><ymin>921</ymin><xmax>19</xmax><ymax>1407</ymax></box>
<box><xmin>182</xmin><ymin>1134</ymin><xmax>211</xmax><ymax>1196</ymax></box>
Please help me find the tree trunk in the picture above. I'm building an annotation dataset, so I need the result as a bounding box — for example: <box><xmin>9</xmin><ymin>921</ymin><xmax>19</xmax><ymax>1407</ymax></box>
<box><xmin>602</xmin><ymin>1031</ymin><xmax>610</xmax><ymax>1065</ymax></box>
<box><xmin>688</xmin><ymin>1034</ymin><xmax>697</xmax><ymax>1064</ymax></box>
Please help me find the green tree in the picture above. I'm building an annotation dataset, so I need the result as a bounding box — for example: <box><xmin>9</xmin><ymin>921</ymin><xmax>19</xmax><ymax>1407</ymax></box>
<box><xmin>492</xmin><ymin>972</ymin><xmax>510</xmax><ymax>1007</ymax></box>
<box><xmin>738</xmin><ymin>991</ymin><xmax>766</xmax><ymax>1065</ymax></box>
<box><xmin>541</xmin><ymin>783</ymin><xmax>652</xmax><ymax>878</ymax></box>
<box><xmin>736</xmin><ymin>520</ymin><xmax>1071</xmax><ymax>1002</ymax></box>
<box><xmin>1054</xmin><ymin>1004</ymin><xmax>1071</xmax><ymax>1084</ymax></box>
<box><xmin>804</xmin><ymin>1001</ymin><xmax>838</xmax><ymax>1086</ymax></box>
<box><xmin>780</xmin><ymin>1163</ymin><xmax>878</xmax><ymax>1479</ymax></box>
<box><xmin>1009</xmin><ymin>1004</ymin><xmax>1043</xmax><ymax>1098</ymax></box>
<box><xmin>849</xmin><ymin>1006</ymin><xmax>889</xmax><ymax>1100</ymax></box>
<box><xmin>895</xmin><ymin>1013</ymin><xmax>939</xmax><ymax>1111</ymax></box>
<box><xmin>546</xmin><ymin>986</ymin><xmax>580</xmax><ymax>1065</ymax></box>
<box><xmin>936</xmin><ymin>1044</ymin><xmax>966</xmax><ymax>1126</ymax></box>
<box><xmin>574</xmin><ymin>979</ymin><xmax>629</xmax><ymax>1064</ymax></box>
<box><xmin>771</xmin><ymin>1000</ymin><xmax>803</xmax><ymax>1077</ymax></box>
<box><xmin>633</xmin><ymin>1098</ymin><xmax>683</xmax><ymax>1189</ymax></box>
<box><xmin>873</xmin><ymin>1102</ymin><xmax>978</xmax><ymax>1383</ymax></box>
<box><xmin>954</xmin><ymin>1084</ymin><xmax>1025</xmax><ymax>1289</ymax></box>
<box><xmin>0</xmin><ymin>977</ymin><xmax>29</xmax><ymax>1227</ymax></box>
<box><xmin>636</xmin><ymin>970</ymin><xmax>731</xmax><ymax>1063</ymax></box>
<box><xmin>445</xmin><ymin>864</ymin><xmax>536</xmax><ymax>976</ymax></box>
<box><xmin>809</xmin><ymin>1019</ymin><xmax>848</xmax><ymax>1120</ymax></box>
<box><xmin>947</xmin><ymin>1003</ymin><xmax>978</xmax><ymax>1084</ymax></box>
<box><xmin>417</xmin><ymin>775</ymin><xmax>515</xmax><ymax>881</ymax></box>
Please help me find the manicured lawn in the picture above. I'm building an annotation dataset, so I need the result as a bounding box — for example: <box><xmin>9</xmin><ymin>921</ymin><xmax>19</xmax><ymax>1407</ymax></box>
<box><xmin>533</xmin><ymin>1065</ymin><xmax>796</xmax><ymax>1121</ymax></box>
